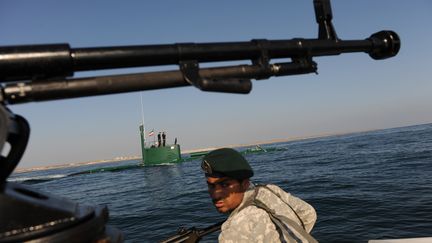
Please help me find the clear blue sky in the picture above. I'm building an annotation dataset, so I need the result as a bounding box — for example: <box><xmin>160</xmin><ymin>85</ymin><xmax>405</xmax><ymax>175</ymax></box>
<box><xmin>1</xmin><ymin>0</ymin><xmax>431</xmax><ymax>168</ymax></box>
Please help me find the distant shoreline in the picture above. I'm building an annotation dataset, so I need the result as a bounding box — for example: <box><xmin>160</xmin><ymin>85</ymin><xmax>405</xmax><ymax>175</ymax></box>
<box><xmin>13</xmin><ymin>129</ymin><xmax>377</xmax><ymax>174</ymax></box>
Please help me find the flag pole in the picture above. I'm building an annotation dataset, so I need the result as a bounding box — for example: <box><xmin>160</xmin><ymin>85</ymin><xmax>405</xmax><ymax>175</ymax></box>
<box><xmin>140</xmin><ymin>92</ymin><xmax>146</xmax><ymax>147</ymax></box>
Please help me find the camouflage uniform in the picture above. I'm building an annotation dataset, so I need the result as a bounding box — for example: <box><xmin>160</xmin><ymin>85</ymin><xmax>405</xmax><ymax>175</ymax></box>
<box><xmin>219</xmin><ymin>183</ymin><xmax>317</xmax><ymax>243</ymax></box>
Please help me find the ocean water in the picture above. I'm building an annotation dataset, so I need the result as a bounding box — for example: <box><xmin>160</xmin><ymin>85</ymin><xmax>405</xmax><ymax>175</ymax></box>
<box><xmin>8</xmin><ymin>123</ymin><xmax>432</xmax><ymax>242</ymax></box>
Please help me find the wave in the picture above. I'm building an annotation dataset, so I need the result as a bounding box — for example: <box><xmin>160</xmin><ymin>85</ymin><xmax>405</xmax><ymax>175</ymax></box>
<box><xmin>7</xmin><ymin>174</ymin><xmax>68</xmax><ymax>184</ymax></box>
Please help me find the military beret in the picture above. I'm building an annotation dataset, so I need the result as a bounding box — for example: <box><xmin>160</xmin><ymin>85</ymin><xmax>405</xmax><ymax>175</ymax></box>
<box><xmin>201</xmin><ymin>148</ymin><xmax>254</xmax><ymax>180</ymax></box>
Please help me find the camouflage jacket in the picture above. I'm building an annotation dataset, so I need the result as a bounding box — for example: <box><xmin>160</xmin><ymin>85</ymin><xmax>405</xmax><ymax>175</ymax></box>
<box><xmin>219</xmin><ymin>183</ymin><xmax>317</xmax><ymax>243</ymax></box>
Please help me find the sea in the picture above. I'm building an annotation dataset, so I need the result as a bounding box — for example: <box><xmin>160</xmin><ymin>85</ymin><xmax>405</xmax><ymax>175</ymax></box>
<box><xmin>7</xmin><ymin>123</ymin><xmax>432</xmax><ymax>243</ymax></box>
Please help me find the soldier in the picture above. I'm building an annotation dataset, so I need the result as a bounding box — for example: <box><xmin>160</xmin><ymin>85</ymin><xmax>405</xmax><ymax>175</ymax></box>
<box><xmin>157</xmin><ymin>132</ymin><xmax>162</xmax><ymax>147</ymax></box>
<box><xmin>201</xmin><ymin>148</ymin><xmax>317</xmax><ymax>243</ymax></box>
<box><xmin>162</xmin><ymin>132</ymin><xmax>166</xmax><ymax>147</ymax></box>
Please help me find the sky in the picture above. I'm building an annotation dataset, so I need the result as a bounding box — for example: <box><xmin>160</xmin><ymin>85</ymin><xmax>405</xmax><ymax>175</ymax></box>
<box><xmin>1</xmin><ymin>0</ymin><xmax>431</xmax><ymax>169</ymax></box>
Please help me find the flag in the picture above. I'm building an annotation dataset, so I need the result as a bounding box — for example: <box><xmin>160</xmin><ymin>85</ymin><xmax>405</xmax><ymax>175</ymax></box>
<box><xmin>148</xmin><ymin>130</ymin><xmax>155</xmax><ymax>136</ymax></box>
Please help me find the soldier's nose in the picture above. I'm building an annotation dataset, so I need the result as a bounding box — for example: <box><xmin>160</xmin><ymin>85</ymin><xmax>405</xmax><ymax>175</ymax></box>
<box><xmin>210</xmin><ymin>189</ymin><xmax>224</xmax><ymax>199</ymax></box>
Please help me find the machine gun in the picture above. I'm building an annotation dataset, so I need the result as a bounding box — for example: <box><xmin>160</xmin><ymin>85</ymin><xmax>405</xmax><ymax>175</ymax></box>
<box><xmin>159</xmin><ymin>221</ymin><xmax>223</xmax><ymax>243</ymax></box>
<box><xmin>0</xmin><ymin>0</ymin><xmax>399</xmax><ymax>242</ymax></box>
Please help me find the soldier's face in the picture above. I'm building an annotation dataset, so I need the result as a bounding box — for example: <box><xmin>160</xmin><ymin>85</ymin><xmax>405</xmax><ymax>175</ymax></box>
<box><xmin>206</xmin><ymin>177</ymin><xmax>249</xmax><ymax>213</ymax></box>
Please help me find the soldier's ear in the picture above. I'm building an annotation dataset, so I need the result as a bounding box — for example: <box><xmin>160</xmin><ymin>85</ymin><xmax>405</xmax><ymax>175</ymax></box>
<box><xmin>241</xmin><ymin>179</ymin><xmax>250</xmax><ymax>190</ymax></box>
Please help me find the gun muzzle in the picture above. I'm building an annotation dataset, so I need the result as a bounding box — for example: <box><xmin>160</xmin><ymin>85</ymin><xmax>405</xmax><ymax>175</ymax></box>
<box><xmin>367</xmin><ymin>31</ymin><xmax>400</xmax><ymax>60</ymax></box>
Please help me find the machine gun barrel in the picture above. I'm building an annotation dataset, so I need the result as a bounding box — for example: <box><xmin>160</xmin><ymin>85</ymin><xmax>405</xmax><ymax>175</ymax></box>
<box><xmin>0</xmin><ymin>31</ymin><xmax>399</xmax><ymax>83</ymax></box>
<box><xmin>1</xmin><ymin>61</ymin><xmax>317</xmax><ymax>104</ymax></box>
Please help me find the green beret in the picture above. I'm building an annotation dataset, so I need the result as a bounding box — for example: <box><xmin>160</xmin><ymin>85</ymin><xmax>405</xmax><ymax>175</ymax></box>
<box><xmin>201</xmin><ymin>148</ymin><xmax>253</xmax><ymax>180</ymax></box>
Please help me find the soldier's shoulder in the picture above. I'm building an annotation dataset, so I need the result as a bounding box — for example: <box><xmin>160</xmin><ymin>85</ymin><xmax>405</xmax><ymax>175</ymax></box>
<box><xmin>257</xmin><ymin>183</ymin><xmax>284</xmax><ymax>192</ymax></box>
<box><xmin>231</xmin><ymin>205</ymin><xmax>271</xmax><ymax>224</ymax></box>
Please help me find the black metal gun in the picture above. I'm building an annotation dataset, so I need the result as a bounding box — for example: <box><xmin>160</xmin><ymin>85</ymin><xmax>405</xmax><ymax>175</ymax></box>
<box><xmin>0</xmin><ymin>1</ymin><xmax>399</xmax><ymax>103</ymax></box>
<box><xmin>0</xmin><ymin>0</ymin><xmax>400</xmax><ymax>242</ymax></box>
<box><xmin>159</xmin><ymin>221</ymin><xmax>223</xmax><ymax>243</ymax></box>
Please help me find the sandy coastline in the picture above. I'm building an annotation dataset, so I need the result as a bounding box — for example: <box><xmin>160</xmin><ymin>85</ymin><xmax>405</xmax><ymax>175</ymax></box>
<box><xmin>14</xmin><ymin>131</ymin><xmax>356</xmax><ymax>174</ymax></box>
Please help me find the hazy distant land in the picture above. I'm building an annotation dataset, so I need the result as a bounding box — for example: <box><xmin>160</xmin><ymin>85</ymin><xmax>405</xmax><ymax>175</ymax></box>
<box><xmin>13</xmin><ymin>131</ymin><xmax>362</xmax><ymax>174</ymax></box>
